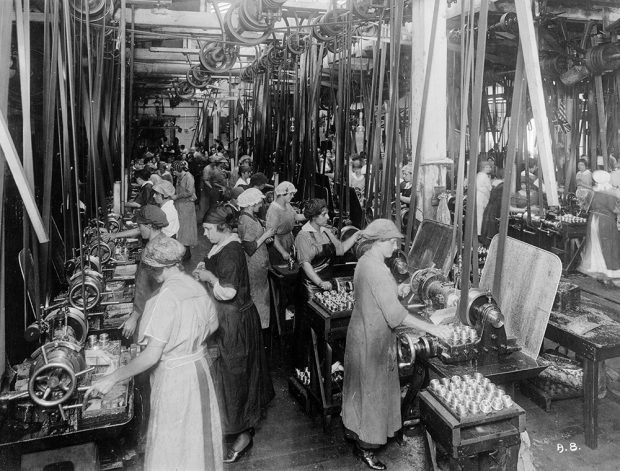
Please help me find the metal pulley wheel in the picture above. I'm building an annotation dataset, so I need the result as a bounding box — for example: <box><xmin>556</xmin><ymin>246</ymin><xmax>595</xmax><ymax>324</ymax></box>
<box><xmin>397</xmin><ymin>331</ymin><xmax>435</xmax><ymax>370</ymax></box>
<box><xmin>45</xmin><ymin>306</ymin><xmax>89</xmax><ymax>345</ymax></box>
<box><xmin>199</xmin><ymin>41</ymin><xmax>239</xmax><ymax>73</ymax></box>
<box><xmin>262</xmin><ymin>0</ymin><xmax>287</xmax><ymax>8</ymax></box>
<box><xmin>176</xmin><ymin>81</ymin><xmax>195</xmax><ymax>99</ymax></box>
<box><xmin>186</xmin><ymin>65</ymin><xmax>211</xmax><ymax>89</ymax></box>
<box><xmin>89</xmin><ymin>240</ymin><xmax>114</xmax><ymax>264</ymax></box>
<box><xmin>68</xmin><ymin>269</ymin><xmax>104</xmax><ymax>311</ymax></box>
<box><xmin>69</xmin><ymin>0</ymin><xmax>114</xmax><ymax>22</ymax></box>
<box><xmin>107</xmin><ymin>213</ymin><xmax>122</xmax><ymax>233</ymax></box>
<box><xmin>351</xmin><ymin>0</ymin><xmax>383</xmax><ymax>20</ymax></box>
<box><xmin>29</xmin><ymin>341</ymin><xmax>86</xmax><ymax>407</ymax></box>
<box><xmin>225</xmin><ymin>1</ymin><xmax>272</xmax><ymax>46</ymax></box>
<box><xmin>287</xmin><ymin>32</ymin><xmax>308</xmax><ymax>55</ymax></box>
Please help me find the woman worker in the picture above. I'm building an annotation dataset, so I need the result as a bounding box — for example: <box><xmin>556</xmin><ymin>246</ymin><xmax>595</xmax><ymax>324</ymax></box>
<box><xmin>292</xmin><ymin>198</ymin><xmax>360</xmax><ymax>368</ymax></box>
<box><xmin>578</xmin><ymin>170</ymin><xmax>620</xmax><ymax>286</ymax></box>
<box><xmin>341</xmin><ymin>219</ymin><xmax>451</xmax><ymax>470</ymax></box>
<box><xmin>266</xmin><ymin>181</ymin><xmax>305</xmax><ymax>264</ymax></box>
<box><xmin>194</xmin><ymin>206</ymin><xmax>274</xmax><ymax>463</ymax></box>
<box><xmin>171</xmin><ymin>160</ymin><xmax>197</xmax><ymax>261</ymax></box>
<box><xmin>86</xmin><ymin>236</ymin><xmax>223</xmax><ymax>471</ymax></box>
<box><xmin>237</xmin><ymin>188</ymin><xmax>275</xmax><ymax>331</ymax></box>
<box><xmin>102</xmin><ymin>205</ymin><xmax>170</xmax><ymax>338</ymax></box>
<box><xmin>294</xmin><ymin>198</ymin><xmax>360</xmax><ymax>295</ymax></box>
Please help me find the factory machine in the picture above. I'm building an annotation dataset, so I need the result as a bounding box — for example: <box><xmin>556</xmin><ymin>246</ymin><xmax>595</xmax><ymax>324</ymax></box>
<box><xmin>0</xmin><ymin>214</ymin><xmax>137</xmax><ymax>455</ymax></box>
<box><xmin>396</xmin><ymin>267</ymin><xmax>519</xmax><ymax>369</ymax></box>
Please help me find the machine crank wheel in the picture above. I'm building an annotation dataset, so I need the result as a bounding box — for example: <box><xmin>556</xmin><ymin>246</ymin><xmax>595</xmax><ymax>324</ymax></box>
<box><xmin>29</xmin><ymin>362</ymin><xmax>78</xmax><ymax>407</ymax></box>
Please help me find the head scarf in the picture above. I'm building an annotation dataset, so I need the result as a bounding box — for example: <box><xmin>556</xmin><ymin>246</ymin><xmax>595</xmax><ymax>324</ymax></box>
<box><xmin>274</xmin><ymin>181</ymin><xmax>297</xmax><ymax>196</ymax></box>
<box><xmin>133</xmin><ymin>205</ymin><xmax>169</xmax><ymax>228</ymax></box>
<box><xmin>238</xmin><ymin>188</ymin><xmax>265</xmax><ymax>208</ymax></box>
<box><xmin>203</xmin><ymin>206</ymin><xmax>234</xmax><ymax>226</ymax></box>
<box><xmin>141</xmin><ymin>236</ymin><xmax>185</xmax><ymax>268</ymax></box>
<box><xmin>152</xmin><ymin>181</ymin><xmax>175</xmax><ymax>198</ymax></box>
<box><xmin>171</xmin><ymin>160</ymin><xmax>188</xmax><ymax>173</ymax></box>
<box><xmin>359</xmin><ymin>219</ymin><xmax>403</xmax><ymax>241</ymax></box>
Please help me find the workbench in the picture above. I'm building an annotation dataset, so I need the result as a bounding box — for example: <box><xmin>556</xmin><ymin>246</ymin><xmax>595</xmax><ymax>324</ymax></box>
<box><xmin>301</xmin><ymin>299</ymin><xmax>351</xmax><ymax>426</ymax></box>
<box><xmin>542</xmin><ymin>297</ymin><xmax>620</xmax><ymax>449</ymax></box>
<box><xmin>420</xmin><ymin>390</ymin><xmax>525</xmax><ymax>471</ymax></box>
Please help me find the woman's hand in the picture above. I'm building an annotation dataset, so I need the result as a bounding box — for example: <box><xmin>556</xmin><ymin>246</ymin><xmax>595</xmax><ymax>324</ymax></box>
<box><xmin>195</xmin><ymin>268</ymin><xmax>217</xmax><ymax>284</ymax></box>
<box><xmin>85</xmin><ymin>372</ymin><xmax>118</xmax><ymax>398</ymax></box>
<box><xmin>318</xmin><ymin>280</ymin><xmax>332</xmax><ymax>291</ymax></box>
<box><xmin>121</xmin><ymin>313</ymin><xmax>139</xmax><ymax>338</ymax></box>
<box><xmin>264</xmin><ymin>227</ymin><xmax>276</xmax><ymax>239</ymax></box>
<box><xmin>281</xmin><ymin>252</ymin><xmax>291</xmax><ymax>261</ymax></box>
<box><xmin>428</xmin><ymin>324</ymin><xmax>453</xmax><ymax>340</ymax></box>
<box><xmin>397</xmin><ymin>283</ymin><xmax>411</xmax><ymax>298</ymax></box>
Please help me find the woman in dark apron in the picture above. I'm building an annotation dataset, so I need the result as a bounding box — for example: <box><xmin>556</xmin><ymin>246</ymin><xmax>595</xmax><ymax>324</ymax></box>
<box><xmin>292</xmin><ymin>199</ymin><xmax>359</xmax><ymax>368</ymax></box>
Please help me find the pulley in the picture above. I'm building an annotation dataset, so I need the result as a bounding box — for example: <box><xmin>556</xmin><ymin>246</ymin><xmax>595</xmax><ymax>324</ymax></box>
<box><xmin>68</xmin><ymin>269</ymin><xmax>105</xmax><ymax>311</ymax></box>
<box><xmin>186</xmin><ymin>65</ymin><xmax>211</xmax><ymax>89</ymax></box>
<box><xmin>225</xmin><ymin>0</ymin><xmax>272</xmax><ymax>46</ymax></box>
<box><xmin>107</xmin><ymin>213</ymin><xmax>122</xmax><ymax>233</ymax></box>
<box><xmin>68</xmin><ymin>0</ymin><xmax>114</xmax><ymax>22</ymax></box>
<box><xmin>287</xmin><ymin>32</ymin><xmax>309</xmax><ymax>55</ymax></box>
<box><xmin>44</xmin><ymin>306</ymin><xmax>89</xmax><ymax>345</ymax></box>
<box><xmin>397</xmin><ymin>332</ymin><xmax>437</xmax><ymax>370</ymax></box>
<box><xmin>584</xmin><ymin>42</ymin><xmax>620</xmax><ymax>75</ymax></box>
<box><xmin>199</xmin><ymin>41</ymin><xmax>239</xmax><ymax>73</ymax></box>
<box><xmin>351</xmin><ymin>0</ymin><xmax>384</xmax><ymax>20</ymax></box>
<box><xmin>176</xmin><ymin>81</ymin><xmax>195</xmax><ymax>100</ymax></box>
<box><xmin>29</xmin><ymin>341</ymin><xmax>86</xmax><ymax>408</ymax></box>
<box><xmin>88</xmin><ymin>239</ymin><xmax>114</xmax><ymax>264</ymax></box>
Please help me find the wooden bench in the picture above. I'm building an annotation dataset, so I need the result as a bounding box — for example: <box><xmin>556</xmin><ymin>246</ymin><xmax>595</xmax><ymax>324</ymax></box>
<box><xmin>543</xmin><ymin>297</ymin><xmax>620</xmax><ymax>449</ymax></box>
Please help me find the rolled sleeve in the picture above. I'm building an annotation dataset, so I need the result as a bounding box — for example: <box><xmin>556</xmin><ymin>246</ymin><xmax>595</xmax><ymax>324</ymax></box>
<box><xmin>295</xmin><ymin>232</ymin><xmax>316</xmax><ymax>264</ymax></box>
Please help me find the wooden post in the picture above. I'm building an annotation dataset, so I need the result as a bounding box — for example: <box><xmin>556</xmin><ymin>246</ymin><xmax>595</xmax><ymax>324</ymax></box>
<box><xmin>0</xmin><ymin>0</ymin><xmax>12</xmax><ymax>381</ymax></box>
<box><xmin>494</xmin><ymin>44</ymin><xmax>525</xmax><ymax>297</ymax></box>
<box><xmin>514</xmin><ymin>0</ymin><xmax>559</xmax><ymax>207</ymax></box>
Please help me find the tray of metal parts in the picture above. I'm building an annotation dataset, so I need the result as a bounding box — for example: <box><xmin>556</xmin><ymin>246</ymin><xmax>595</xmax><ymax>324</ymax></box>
<box><xmin>314</xmin><ymin>290</ymin><xmax>354</xmax><ymax>316</ymax></box>
<box><xmin>427</xmin><ymin>373</ymin><xmax>517</xmax><ymax>422</ymax></box>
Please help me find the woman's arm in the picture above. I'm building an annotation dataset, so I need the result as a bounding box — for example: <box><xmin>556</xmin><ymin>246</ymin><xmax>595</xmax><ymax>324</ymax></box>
<box><xmin>195</xmin><ymin>268</ymin><xmax>237</xmax><ymax>300</ymax></box>
<box><xmin>399</xmin><ymin>314</ymin><xmax>452</xmax><ymax>339</ymax></box>
<box><xmin>301</xmin><ymin>261</ymin><xmax>332</xmax><ymax>290</ymax></box>
<box><xmin>85</xmin><ymin>341</ymin><xmax>165</xmax><ymax>396</ymax></box>
<box><xmin>273</xmin><ymin>237</ymin><xmax>290</xmax><ymax>260</ymax></box>
<box><xmin>103</xmin><ymin>227</ymin><xmax>140</xmax><ymax>242</ymax></box>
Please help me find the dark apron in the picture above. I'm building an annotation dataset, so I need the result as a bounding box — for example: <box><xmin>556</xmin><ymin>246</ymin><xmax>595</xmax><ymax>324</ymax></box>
<box><xmin>294</xmin><ymin>240</ymin><xmax>337</xmax><ymax>369</ymax></box>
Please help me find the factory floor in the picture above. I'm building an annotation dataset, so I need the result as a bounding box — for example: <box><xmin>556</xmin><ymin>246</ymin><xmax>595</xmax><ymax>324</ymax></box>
<box><xmin>167</xmin><ymin>226</ymin><xmax>620</xmax><ymax>471</ymax></box>
<box><xmin>208</xmin><ymin>355</ymin><xmax>620</xmax><ymax>471</ymax></box>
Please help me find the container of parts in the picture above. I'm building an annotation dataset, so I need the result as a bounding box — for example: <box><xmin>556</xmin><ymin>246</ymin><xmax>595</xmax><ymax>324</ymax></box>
<box><xmin>87</xmin><ymin>334</ymin><xmax>99</xmax><ymax>349</ymax></box>
<box><xmin>427</xmin><ymin>373</ymin><xmax>517</xmax><ymax>420</ymax></box>
<box><xmin>99</xmin><ymin>333</ymin><xmax>110</xmax><ymax>347</ymax></box>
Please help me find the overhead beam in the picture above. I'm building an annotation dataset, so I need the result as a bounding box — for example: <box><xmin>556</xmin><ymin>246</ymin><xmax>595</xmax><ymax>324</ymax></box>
<box><xmin>116</xmin><ymin>8</ymin><xmax>221</xmax><ymax>29</ymax></box>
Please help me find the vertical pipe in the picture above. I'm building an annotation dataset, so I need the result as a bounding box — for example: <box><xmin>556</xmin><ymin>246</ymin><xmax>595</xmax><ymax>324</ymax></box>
<box><xmin>120</xmin><ymin>0</ymin><xmax>127</xmax><ymax>214</ymax></box>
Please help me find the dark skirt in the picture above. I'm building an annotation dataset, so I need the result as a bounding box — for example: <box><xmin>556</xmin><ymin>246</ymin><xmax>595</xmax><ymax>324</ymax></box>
<box><xmin>210</xmin><ymin>302</ymin><xmax>274</xmax><ymax>435</ymax></box>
